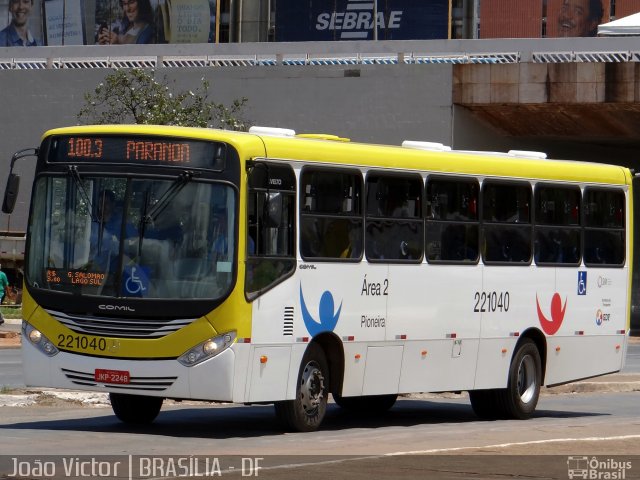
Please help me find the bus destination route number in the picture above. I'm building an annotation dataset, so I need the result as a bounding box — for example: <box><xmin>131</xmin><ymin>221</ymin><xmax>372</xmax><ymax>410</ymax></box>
<box><xmin>473</xmin><ymin>291</ymin><xmax>510</xmax><ymax>313</ymax></box>
<box><xmin>66</xmin><ymin>137</ymin><xmax>191</xmax><ymax>164</ymax></box>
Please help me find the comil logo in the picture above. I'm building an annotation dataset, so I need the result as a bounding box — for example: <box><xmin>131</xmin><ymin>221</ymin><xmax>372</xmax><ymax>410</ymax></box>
<box><xmin>315</xmin><ymin>0</ymin><xmax>403</xmax><ymax>40</ymax></box>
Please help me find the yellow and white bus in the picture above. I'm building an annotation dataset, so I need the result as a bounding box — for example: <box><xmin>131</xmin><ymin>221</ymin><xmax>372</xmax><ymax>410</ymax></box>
<box><xmin>7</xmin><ymin>124</ymin><xmax>631</xmax><ymax>431</ymax></box>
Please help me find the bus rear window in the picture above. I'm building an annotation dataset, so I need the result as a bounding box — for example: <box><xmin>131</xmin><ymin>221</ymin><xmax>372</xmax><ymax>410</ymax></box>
<box><xmin>584</xmin><ymin>188</ymin><xmax>625</xmax><ymax>266</ymax></box>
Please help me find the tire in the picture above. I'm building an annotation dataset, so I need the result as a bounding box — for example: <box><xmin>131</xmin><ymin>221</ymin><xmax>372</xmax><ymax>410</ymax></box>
<box><xmin>469</xmin><ymin>339</ymin><xmax>541</xmax><ymax>420</ymax></box>
<box><xmin>109</xmin><ymin>393</ymin><xmax>163</xmax><ymax>424</ymax></box>
<box><xmin>496</xmin><ymin>339</ymin><xmax>542</xmax><ymax>419</ymax></box>
<box><xmin>333</xmin><ymin>394</ymin><xmax>398</xmax><ymax>413</ymax></box>
<box><xmin>274</xmin><ymin>343</ymin><xmax>329</xmax><ymax>432</ymax></box>
<box><xmin>468</xmin><ymin>389</ymin><xmax>498</xmax><ymax>419</ymax></box>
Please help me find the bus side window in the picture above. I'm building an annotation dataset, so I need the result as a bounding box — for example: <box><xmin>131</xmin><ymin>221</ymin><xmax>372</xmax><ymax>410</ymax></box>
<box><xmin>583</xmin><ymin>188</ymin><xmax>625</xmax><ymax>267</ymax></box>
<box><xmin>366</xmin><ymin>173</ymin><xmax>423</xmax><ymax>262</ymax></box>
<box><xmin>425</xmin><ymin>177</ymin><xmax>479</xmax><ymax>264</ymax></box>
<box><xmin>299</xmin><ymin>168</ymin><xmax>363</xmax><ymax>261</ymax></box>
<box><xmin>245</xmin><ymin>163</ymin><xmax>296</xmax><ymax>299</ymax></box>
<box><xmin>534</xmin><ymin>185</ymin><xmax>581</xmax><ymax>265</ymax></box>
<box><xmin>482</xmin><ymin>182</ymin><xmax>532</xmax><ymax>264</ymax></box>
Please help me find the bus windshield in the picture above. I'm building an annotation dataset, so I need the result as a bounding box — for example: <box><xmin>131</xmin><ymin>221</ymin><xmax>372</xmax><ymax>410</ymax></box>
<box><xmin>26</xmin><ymin>174</ymin><xmax>236</xmax><ymax>301</ymax></box>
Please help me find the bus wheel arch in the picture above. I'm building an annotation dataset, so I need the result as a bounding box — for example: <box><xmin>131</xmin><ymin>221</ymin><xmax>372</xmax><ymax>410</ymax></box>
<box><xmin>518</xmin><ymin>328</ymin><xmax>547</xmax><ymax>385</ymax></box>
<box><xmin>312</xmin><ymin>332</ymin><xmax>345</xmax><ymax>397</ymax></box>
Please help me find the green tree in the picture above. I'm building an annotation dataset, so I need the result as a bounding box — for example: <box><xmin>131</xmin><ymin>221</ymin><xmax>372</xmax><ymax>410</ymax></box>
<box><xmin>78</xmin><ymin>68</ymin><xmax>249</xmax><ymax>130</ymax></box>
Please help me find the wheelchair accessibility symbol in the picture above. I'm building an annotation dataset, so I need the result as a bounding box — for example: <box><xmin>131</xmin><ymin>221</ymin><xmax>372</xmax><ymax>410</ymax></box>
<box><xmin>123</xmin><ymin>265</ymin><xmax>149</xmax><ymax>297</ymax></box>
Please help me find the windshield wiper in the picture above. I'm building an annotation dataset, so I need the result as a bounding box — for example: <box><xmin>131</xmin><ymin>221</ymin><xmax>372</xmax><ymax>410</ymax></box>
<box><xmin>141</xmin><ymin>171</ymin><xmax>194</xmax><ymax>226</ymax></box>
<box><xmin>138</xmin><ymin>171</ymin><xmax>195</xmax><ymax>256</ymax></box>
<box><xmin>68</xmin><ymin>166</ymin><xmax>98</xmax><ymax>223</ymax></box>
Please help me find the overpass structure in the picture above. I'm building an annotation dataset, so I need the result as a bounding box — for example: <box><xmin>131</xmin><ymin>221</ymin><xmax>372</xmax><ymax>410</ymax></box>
<box><xmin>2</xmin><ymin>37</ymin><xmax>639</xmax><ymax>146</ymax></box>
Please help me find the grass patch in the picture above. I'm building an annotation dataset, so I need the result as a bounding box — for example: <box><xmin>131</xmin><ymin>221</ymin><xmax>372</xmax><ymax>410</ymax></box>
<box><xmin>0</xmin><ymin>306</ymin><xmax>21</xmax><ymax>319</ymax></box>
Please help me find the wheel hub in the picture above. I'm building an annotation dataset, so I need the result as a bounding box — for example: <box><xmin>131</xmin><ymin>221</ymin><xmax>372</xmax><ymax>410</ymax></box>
<box><xmin>299</xmin><ymin>361</ymin><xmax>325</xmax><ymax>415</ymax></box>
<box><xmin>517</xmin><ymin>354</ymin><xmax>536</xmax><ymax>404</ymax></box>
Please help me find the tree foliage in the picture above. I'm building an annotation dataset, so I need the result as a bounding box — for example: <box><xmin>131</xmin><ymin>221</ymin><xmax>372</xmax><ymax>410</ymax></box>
<box><xmin>77</xmin><ymin>68</ymin><xmax>249</xmax><ymax>130</ymax></box>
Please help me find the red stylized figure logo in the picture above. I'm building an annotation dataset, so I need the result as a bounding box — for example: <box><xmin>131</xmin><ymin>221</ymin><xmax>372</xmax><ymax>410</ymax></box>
<box><xmin>536</xmin><ymin>293</ymin><xmax>567</xmax><ymax>335</ymax></box>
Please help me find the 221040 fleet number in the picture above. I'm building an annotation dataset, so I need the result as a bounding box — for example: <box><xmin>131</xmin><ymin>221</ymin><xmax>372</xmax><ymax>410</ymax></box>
<box><xmin>57</xmin><ymin>334</ymin><xmax>107</xmax><ymax>351</ymax></box>
<box><xmin>473</xmin><ymin>291</ymin><xmax>510</xmax><ymax>313</ymax></box>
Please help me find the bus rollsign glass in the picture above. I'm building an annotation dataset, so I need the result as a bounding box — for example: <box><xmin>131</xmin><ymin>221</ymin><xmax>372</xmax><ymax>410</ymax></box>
<box><xmin>48</xmin><ymin>135</ymin><xmax>225</xmax><ymax>170</ymax></box>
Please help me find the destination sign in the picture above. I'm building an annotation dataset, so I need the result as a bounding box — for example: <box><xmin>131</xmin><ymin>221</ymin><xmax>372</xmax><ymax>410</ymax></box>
<box><xmin>46</xmin><ymin>268</ymin><xmax>107</xmax><ymax>287</ymax></box>
<box><xmin>49</xmin><ymin>135</ymin><xmax>225</xmax><ymax>170</ymax></box>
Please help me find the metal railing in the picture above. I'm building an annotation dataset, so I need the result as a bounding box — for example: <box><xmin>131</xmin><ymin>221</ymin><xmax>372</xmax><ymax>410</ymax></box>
<box><xmin>0</xmin><ymin>38</ymin><xmax>639</xmax><ymax>69</ymax></box>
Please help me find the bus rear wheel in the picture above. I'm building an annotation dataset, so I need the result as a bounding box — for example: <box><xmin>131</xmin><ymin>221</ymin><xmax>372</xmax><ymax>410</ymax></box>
<box><xmin>274</xmin><ymin>343</ymin><xmax>329</xmax><ymax>432</ymax></box>
<box><xmin>109</xmin><ymin>393</ymin><xmax>163</xmax><ymax>424</ymax></box>
<box><xmin>470</xmin><ymin>339</ymin><xmax>541</xmax><ymax>420</ymax></box>
<box><xmin>499</xmin><ymin>339</ymin><xmax>542</xmax><ymax>419</ymax></box>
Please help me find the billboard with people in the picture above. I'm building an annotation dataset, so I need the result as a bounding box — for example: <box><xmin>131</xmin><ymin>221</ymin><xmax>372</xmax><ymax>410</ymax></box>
<box><xmin>0</xmin><ymin>0</ymin><xmax>218</xmax><ymax>46</ymax></box>
<box><xmin>480</xmin><ymin>0</ymin><xmax>640</xmax><ymax>39</ymax></box>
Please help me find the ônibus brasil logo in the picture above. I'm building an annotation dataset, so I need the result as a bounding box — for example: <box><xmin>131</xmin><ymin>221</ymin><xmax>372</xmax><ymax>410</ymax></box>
<box><xmin>536</xmin><ymin>293</ymin><xmax>567</xmax><ymax>335</ymax></box>
<box><xmin>300</xmin><ymin>284</ymin><xmax>342</xmax><ymax>336</ymax></box>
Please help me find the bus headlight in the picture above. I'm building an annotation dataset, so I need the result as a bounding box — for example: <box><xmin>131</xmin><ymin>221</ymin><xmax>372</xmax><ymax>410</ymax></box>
<box><xmin>23</xmin><ymin>322</ymin><xmax>59</xmax><ymax>357</ymax></box>
<box><xmin>177</xmin><ymin>331</ymin><xmax>236</xmax><ymax>367</ymax></box>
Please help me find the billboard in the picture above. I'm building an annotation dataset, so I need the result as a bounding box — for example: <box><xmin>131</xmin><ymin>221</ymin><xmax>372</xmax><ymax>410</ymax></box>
<box><xmin>0</xmin><ymin>0</ymin><xmax>218</xmax><ymax>46</ymax></box>
<box><xmin>44</xmin><ymin>0</ymin><xmax>84</xmax><ymax>45</ymax></box>
<box><xmin>0</xmin><ymin>0</ymin><xmax>44</xmax><ymax>46</ymax></box>
<box><xmin>275</xmin><ymin>0</ymin><xmax>449</xmax><ymax>42</ymax></box>
<box><xmin>546</xmin><ymin>0</ymin><xmax>610</xmax><ymax>37</ymax></box>
<box><xmin>94</xmin><ymin>0</ymin><xmax>217</xmax><ymax>45</ymax></box>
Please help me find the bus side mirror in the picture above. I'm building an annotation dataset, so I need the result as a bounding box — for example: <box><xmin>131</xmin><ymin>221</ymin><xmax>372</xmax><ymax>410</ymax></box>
<box><xmin>2</xmin><ymin>173</ymin><xmax>20</xmax><ymax>214</ymax></box>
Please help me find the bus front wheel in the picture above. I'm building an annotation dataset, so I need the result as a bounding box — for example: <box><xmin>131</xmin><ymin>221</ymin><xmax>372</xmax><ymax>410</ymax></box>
<box><xmin>274</xmin><ymin>342</ymin><xmax>329</xmax><ymax>432</ymax></box>
<box><xmin>109</xmin><ymin>393</ymin><xmax>163</xmax><ymax>424</ymax></box>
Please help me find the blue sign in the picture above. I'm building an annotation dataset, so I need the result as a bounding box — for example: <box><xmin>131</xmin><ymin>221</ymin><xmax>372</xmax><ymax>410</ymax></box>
<box><xmin>276</xmin><ymin>0</ymin><xmax>449</xmax><ymax>42</ymax></box>
<box><xmin>578</xmin><ymin>271</ymin><xmax>587</xmax><ymax>296</ymax></box>
<box><xmin>123</xmin><ymin>265</ymin><xmax>150</xmax><ymax>297</ymax></box>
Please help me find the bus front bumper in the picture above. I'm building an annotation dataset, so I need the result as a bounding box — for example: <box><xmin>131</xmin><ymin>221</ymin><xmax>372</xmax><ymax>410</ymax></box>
<box><xmin>21</xmin><ymin>337</ymin><xmax>241</xmax><ymax>402</ymax></box>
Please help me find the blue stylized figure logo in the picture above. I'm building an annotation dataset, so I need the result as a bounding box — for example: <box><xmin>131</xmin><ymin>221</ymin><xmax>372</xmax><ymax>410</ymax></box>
<box><xmin>300</xmin><ymin>284</ymin><xmax>342</xmax><ymax>336</ymax></box>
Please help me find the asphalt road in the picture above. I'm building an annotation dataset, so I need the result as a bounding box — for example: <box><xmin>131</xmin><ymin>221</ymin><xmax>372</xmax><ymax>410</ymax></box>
<box><xmin>0</xmin><ymin>391</ymin><xmax>639</xmax><ymax>479</ymax></box>
<box><xmin>1</xmin><ymin>320</ymin><xmax>639</xmax><ymax>479</ymax></box>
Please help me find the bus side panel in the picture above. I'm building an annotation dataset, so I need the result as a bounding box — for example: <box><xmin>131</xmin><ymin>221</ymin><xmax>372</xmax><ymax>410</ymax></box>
<box><xmin>247</xmin><ymin>346</ymin><xmax>292</xmax><ymax>402</ymax></box>
<box><xmin>544</xmin><ymin>335</ymin><xmax>626</xmax><ymax>386</ymax></box>
<box><xmin>545</xmin><ymin>266</ymin><xmax>628</xmax><ymax>385</ymax></box>
<box><xmin>388</xmin><ymin>264</ymin><xmax>481</xmax><ymax>393</ymax></box>
<box><xmin>475</xmin><ymin>266</ymin><xmax>552</xmax><ymax>389</ymax></box>
<box><xmin>297</xmin><ymin>263</ymin><xmax>388</xmax><ymax>396</ymax></box>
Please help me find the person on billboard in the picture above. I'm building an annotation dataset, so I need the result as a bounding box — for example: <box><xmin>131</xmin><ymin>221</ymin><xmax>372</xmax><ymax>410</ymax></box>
<box><xmin>97</xmin><ymin>0</ymin><xmax>155</xmax><ymax>45</ymax></box>
<box><xmin>0</xmin><ymin>0</ymin><xmax>41</xmax><ymax>46</ymax></box>
<box><xmin>557</xmin><ymin>0</ymin><xmax>603</xmax><ymax>37</ymax></box>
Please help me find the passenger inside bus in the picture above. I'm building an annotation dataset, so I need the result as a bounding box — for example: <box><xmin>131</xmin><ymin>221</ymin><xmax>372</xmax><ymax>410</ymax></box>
<box><xmin>88</xmin><ymin>190</ymin><xmax>137</xmax><ymax>271</ymax></box>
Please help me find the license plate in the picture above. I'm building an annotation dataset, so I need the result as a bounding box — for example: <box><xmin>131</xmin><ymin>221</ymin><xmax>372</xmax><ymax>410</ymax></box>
<box><xmin>95</xmin><ymin>369</ymin><xmax>130</xmax><ymax>384</ymax></box>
